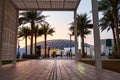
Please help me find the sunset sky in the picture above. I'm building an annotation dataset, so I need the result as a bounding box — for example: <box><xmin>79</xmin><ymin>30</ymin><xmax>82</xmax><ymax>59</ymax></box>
<box><xmin>18</xmin><ymin>0</ymin><xmax>113</xmax><ymax>48</ymax></box>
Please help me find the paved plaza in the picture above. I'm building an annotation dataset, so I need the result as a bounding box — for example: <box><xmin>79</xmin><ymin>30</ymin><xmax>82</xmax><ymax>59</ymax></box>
<box><xmin>0</xmin><ymin>59</ymin><xmax>120</xmax><ymax>80</ymax></box>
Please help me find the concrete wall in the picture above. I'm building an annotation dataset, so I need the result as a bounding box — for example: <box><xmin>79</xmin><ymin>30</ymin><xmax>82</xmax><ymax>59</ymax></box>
<box><xmin>0</xmin><ymin>0</ymin><xmax>17</xmax><ymax>60</ymax></box>
<box><xmin>0</xmin><ymin>0</ymin><xmax>2</xmax><ymax>33</ymax></box>
<box><xmin>0</xmin><ymin>0</ymin><xmax>4</xmax><ymax>64</ymax></box>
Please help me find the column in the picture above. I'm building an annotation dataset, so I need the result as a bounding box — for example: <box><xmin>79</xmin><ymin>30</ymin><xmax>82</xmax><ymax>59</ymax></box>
<box><xmin>0</xmin><ymin>0</ymin><xmax>4</xmax><ymax>67</ymax></box>
<box><xmin>13</xmin><ymin>10</ymin><xmax>19</xmax><ymax>64</ymax></box>
<box><xmin>91</xmin><ymin>0</ymin><xmax>102</xmax><ymax>70</ymax></box>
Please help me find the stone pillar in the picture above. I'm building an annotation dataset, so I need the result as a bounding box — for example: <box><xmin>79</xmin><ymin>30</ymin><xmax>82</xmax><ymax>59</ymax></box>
<box><xmin>74</xmin><ymin>10</ymin><xmax>80</xmax><ymax>61</ymax></box>
<box><xmin>0</xmin><ymin>0</ymin><xmax>17</xmax><ymax>63</ymax></box>
<box><xmin>91</xmin><ymin>0</ymin><xmax>102</xmax><ymax>70</ymax></box>
<box><xmin>13</xmin><ymin>10</ymin><xmax>19</xmax><ymax>64</ymax></box>
<box><xmin>0</xmin><ymin>0</ymin><xmax>4</xmax><ymax>67</ymax></box>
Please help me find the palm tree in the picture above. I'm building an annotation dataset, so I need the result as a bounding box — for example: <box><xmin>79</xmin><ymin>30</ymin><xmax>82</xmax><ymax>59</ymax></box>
<box><xmin>34</xmin><ymin>24</ymin><xmax>43</xmax><ymax>55</ymax></box>
<box><xmin>34</xmin><ymin>25</ymin><xmax>39</xmax><ymax>55</ymax></box>
<box><xmin>98</xmin><ymin>0</ymin><xmax>120</xmax><ymax>55</ymax></box>
<box><xmin>99</xmin><ymin>11</ymin><xmax>117</xmax><ymax>54</ymax></box>
<box><xmin>19</xmin><ymin>11</ymin><xmax>46</xmax><ymax>55</ymax></box>
<box><xmin>39</xmin><ymin>23</ymin><xmax>55</xmax><ymax>58</ymax></box>
<box><xmin>69</xmin><ymin>13</ymin><xmax>92</xmax><ymax>57</ymax></box>
<box><xmin>18</xmin><ymin>26</ymin><xmax>31</xmax><ymax>55</ymax></box>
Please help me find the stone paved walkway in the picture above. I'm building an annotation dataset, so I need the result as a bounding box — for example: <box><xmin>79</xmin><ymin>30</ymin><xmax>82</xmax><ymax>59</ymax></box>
<box><xmin>0</xmin><ymin>59</ymin><xmax>120</xmax><ymax>80</ymax></box>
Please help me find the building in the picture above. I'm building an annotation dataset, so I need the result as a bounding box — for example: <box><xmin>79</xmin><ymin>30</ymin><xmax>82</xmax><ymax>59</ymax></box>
<box><xmin>101</xmin><ymin>39</ymin><xmax>113</xmax><ymax>56</ymax></box>
<box><xmin>86</xmin><ymin>39</ymin><xmax>114</xmax><ymax>57</ymax></box>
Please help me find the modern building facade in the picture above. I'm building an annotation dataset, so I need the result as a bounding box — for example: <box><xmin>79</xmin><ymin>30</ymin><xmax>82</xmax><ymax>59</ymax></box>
<box><xmin>101</xmin><ymin>39</ymin><xmax>113</xmax><ymax>55</ymax></box>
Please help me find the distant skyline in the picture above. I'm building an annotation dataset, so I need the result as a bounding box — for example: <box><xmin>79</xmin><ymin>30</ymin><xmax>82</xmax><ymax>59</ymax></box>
<box><xmin>19</xmin><ymin>0</ymin><xmax>113</xmax><ymax>48</ymax></box>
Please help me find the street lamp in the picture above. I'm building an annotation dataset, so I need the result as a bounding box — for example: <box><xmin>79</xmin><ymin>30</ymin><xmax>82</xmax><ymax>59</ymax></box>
<box><xmin>17</xmin><ymin>39</ymin><xmax>21</xmax><ymax>58</ymax></box>
<box><xmin>68</xmin><ymin>33</ymin><xmax>72</xmax><ymax>58</ymax></box>
<box><xmin>17</xmin><ymin>39</ymin><xmax>20</xmax><ymax>52</ymax></box>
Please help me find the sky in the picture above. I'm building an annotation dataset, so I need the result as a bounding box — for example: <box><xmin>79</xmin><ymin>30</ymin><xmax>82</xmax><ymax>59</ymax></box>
<box><xmin>19</xmin><ymin>0</ymin><xmax>113</xmax><ymax>48</ymax></box>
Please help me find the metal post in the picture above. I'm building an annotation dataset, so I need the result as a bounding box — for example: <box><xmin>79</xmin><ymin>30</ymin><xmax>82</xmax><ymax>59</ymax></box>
<box><xmin>69</xmin><ymin>33</ymin><xmax>72</xmax><ymax>58</ymax></box>
<box><xmin>70</xmin><ymin>34</ymin><xmax>71</xmax><ymax>48</ymax></box>
<box><xmin>91</xmin><ymin>0</ymin><xmax>102</xmax><ymax>70</ymax></box>
<box><xmin>68</xmin><ymin>33</ymin><xmax>72</xmax><ymax>49</ymax></box>
<box><xmin>17</xmin><ymin>40</ymin><xmax>20</xmax><ymax>59</ymax></box>
<box><xmin>74</xmin><ymin>10</ymin><xmax>80</xmax><ymax>61</ymax></box>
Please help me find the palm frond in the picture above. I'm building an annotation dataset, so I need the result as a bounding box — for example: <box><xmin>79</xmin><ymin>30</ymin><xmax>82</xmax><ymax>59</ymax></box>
<box><xmin>18</xmin><ymin>26</ymin><xmax>31</xmax><ymax>38</ymax></box>
<box><xmin>69</xmin><ymin>13</ymin><xmax>92</xmax><ymax>37</ymax></box>
<box><xmin>99</xmin><ymin>10</ymin><xmax>114</xmax><ymax>32</ymax></box>
<box><xmin>39</xmin><ymin>23</ymin><xmax>55</xmax><ymax>36</ymax></box>
<box><xmin>19</xmin><ymin>11</ymin><xmax>46</xmax><ymax>25</ymax></box>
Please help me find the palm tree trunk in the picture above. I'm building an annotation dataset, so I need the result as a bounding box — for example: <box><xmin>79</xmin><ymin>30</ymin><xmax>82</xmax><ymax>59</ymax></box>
<box><xmin>44</xmin><ymin>34</ymin><xmax>47</xmax><ymax>58</ymax></box>
<box><xmin>35</xmin><ymin>33</ymin><xmax>37</xmax><ymax>55</ymax></box>
<box><xmin>81</xmin><ymin>35</ymin><xmax>85</xmax><ymax>57</ymax></box>
<box><xmin>30</xmin><ymin>21</ymin><xmax>34</xmax><ymax>55</ymax></box>
<box><xmin>112</xmin><ymin>27</ymin><xmax>117</xmax><ymax>54</ymax></box>
<box><xmin>25</xmin><ymin>36</ymin><xmax>27</xmax><ymax>55</ymax></box>
<box><xmin>112</xmin><ymin>9</ymin><xmax>120</xmax><ymax>55</ymax></box>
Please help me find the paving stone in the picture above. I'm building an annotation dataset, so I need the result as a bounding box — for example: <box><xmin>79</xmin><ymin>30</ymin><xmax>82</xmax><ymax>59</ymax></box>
<box><xmin>0</xmin><ymin>59</ymin><xmax>120</xmax><ymax>80</ymax></box>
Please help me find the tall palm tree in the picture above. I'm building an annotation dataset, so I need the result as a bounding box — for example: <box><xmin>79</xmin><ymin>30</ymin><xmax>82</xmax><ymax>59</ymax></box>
<box><xmin>99</xmin><ymin>11</ymin><xmax>117</xmax><ymax>54</ymax></box>
<box><xmin>69</xmin><ymin>13</ymin><xmax>92</xmax><ymax>57</ymax></box>
<box><xmin>18</xmin><ymin>26</ymin><xmax>31</xmax><ymax>55</ymax></box>
<box><xmin>19</xmin><ymin>11</ymin><xmax>46</xmax><ymax>55</ymax></box>
<box><xmin>98</xmin><ymin>0</ymin><xmax>120</xmax><ymax>55</ymax></box>
<box><xmin>34</xmin><ymin>25</ymin><xmax>39</xmax><ymax>55</ymax></box>
<box><xmin>34</xmin><ymin>25</ymin><xmax>43</xmax><ymax>55</ymax></box>
<box><xmin>39</xmin><ymin>23</ymin><xmax>55</xmax><ymax>58</ymax></box>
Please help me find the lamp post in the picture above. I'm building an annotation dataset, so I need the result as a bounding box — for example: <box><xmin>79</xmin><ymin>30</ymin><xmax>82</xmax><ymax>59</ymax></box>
<box><xmin>68</xmin><ymin>33</ymin><xmax>72</xmax><ymax>58</ymax></box>
<box><xmin>17</xmin><ymin>39</ymin><xmax>20</xmax><ymax>58</ymax></box>
<box><xmin>17</xmin><ymin>39</ymin><xmax>20</xmax><ymax>53</ymax></box>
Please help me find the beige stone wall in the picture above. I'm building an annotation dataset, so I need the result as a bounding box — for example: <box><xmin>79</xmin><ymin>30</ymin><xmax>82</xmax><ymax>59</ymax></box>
<box><xmin>0</xmin><ymin>0</ymin><xmax>3</xmax><ymax>63</ymax></box>
<box><xmin>1</xmin><ymin>0</ymin><xmax>17</xmax><ymax>60</ymax></box>
<box><xmin>0</xmin><ymin>0</ymin><xmax>3</xmax><ymax>38</ymax></box>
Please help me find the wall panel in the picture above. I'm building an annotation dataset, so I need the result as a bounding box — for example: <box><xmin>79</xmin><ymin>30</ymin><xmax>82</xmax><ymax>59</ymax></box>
<box><xmin>1</xmin><ymin>0</ymin><xmax>17</xmax><ymax>60</ymax></box>
<box><xmin>0</xmin><ymin>0</ymin><xmax>4</xmax><ymax>65</ymax></box>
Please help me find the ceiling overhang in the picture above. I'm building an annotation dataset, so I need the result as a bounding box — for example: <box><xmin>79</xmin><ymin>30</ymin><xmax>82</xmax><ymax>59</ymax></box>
<box><xmin>12</xmin><ymin>0</ymin><xmax>81</xmax><ymax>11</ymax></box>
